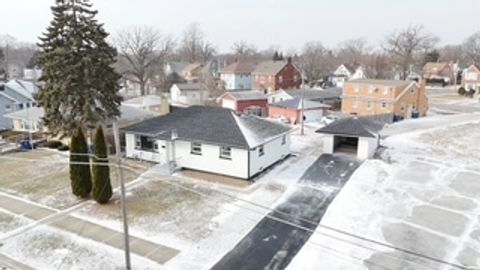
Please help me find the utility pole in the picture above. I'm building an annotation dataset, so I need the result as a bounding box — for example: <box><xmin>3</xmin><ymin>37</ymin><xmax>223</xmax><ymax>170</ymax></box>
<box><xmin>300</xmin><ymin>71</ymin><xmax>306</xmax><ymax>136</ymax></box>
<box><xmin>113</xmin><ymin>121</ymin><xmax>131</xmax><ymax>270</ymax></box>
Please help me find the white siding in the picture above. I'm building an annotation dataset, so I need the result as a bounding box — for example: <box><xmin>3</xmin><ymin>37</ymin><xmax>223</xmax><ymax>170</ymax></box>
<box><xmin>249</xmin><ymin>134</ymin><xmax>290</xmax><ymax>177</ymax></box>
<box><xmin>357</xmin><ymin>137</ymin><xmax>379</xmax><ymax>160</ymax></box>
<box><xmin>222</xmin><ymin>99</ymin><xmax>236</xmax><ymax>110</ymax></box>
<box><xmin>175</xmin><ymin>141</ymin><xmax>249</xmax><ymax>179</ymax></box>
<box><xmin>170</xmin><ymin>85</ymin><xmax>207</xmax><ymax>107</ymax></box>
<box><xmin>323</xmin><ymin>135</ymin><xmax>335</xmax><ymax>154</ymax></box>
<box><xmin>221</xmin><ymin>73</ymin><xmax>252</xmax><ymax>90</ymax></box>
<box><xmin>303</xmin><ymin>109</ymin><xmax>324</xmax><ymax>122</ymax></box>
<box><xmin>124</xmin><ymin>133</ymin><xmax>165</xmax><ymax>163</ymax></box>
<box><xmin>268</xmin><ymin>91</ymin><xmax>292</xmax><ymax>104</ymax></box>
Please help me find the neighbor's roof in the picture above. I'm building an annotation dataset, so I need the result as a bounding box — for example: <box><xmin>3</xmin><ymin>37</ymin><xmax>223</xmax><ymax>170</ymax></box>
<box><xmin>4</xmin><ymin>80</ymin><xmax>37</xmax><ymax>100</ymax></box>
<box><xmin>182</xmin><ymin>63</ymin><xmax>203</xmax><ymax>74</ymax></box>
<box><xmin>174</xmin><ymin>83</ymin><xmax>202</xmax><ymax>91</ymax></box>
<box><xmin>284</xmin><ymin>88</ymin><xmax>342</xmax><ymax>100</ymax></box>
<box><xmin>252</xmin><ymin>60</ymin><xmax>288</xmax><ymax>75</ymax></box>
<box><xmin>4</xmin><ymin>107</ymin><xmax>44</xmax><ymax>122</ymax></box>
<box><xmin>166</xmin><ymin>62</ymin><xmax>189</xmax><ymax>74</ymax></box>
<box><xmin>220</xmin><ymin>61</ymin><xmax>256</xmax><ymax>74</ymax></box>
<box><xmin>122</xmin><ymin>106</ymin><xmax>292</xmax><ymax>149</ymax></box>
<box><xmin>347</xmin><ymin>79</ymin><xmax>411</xmax><ymax>87</ymax></box>
<box><xmin>316</xmin><ymin>117</ymin><xmax>385</xmax><ymax>138</ymax></box>
<box><xmin>220</xmin><ymin>90</ymin><xmax>267</xmax><ymax>101</ymax></box>
<box><xmin>4</xmin><ymin>105</ymin><xmax>156</xmax><ymax>123</ymax></box>
<box><xmin>271</xmin><ymin>97</ymin><xmax>330</xmax><ymax>110</ymax></box>
<box><xmin>423</xmin><ymin>62</ymin><xmax>450</xmax><ymax>73</ymax></box>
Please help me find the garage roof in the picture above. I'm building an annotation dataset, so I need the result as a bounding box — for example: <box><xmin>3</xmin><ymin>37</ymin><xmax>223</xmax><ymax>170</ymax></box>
<box><xmin>271</xmin><ymin>97</ymin><xmax>330</xmax><ymax>110</ymax></box>
<box><xmin>316</xmin><ymin>117</ymin><xmax>384</xmax><ymax>138</ymax></box>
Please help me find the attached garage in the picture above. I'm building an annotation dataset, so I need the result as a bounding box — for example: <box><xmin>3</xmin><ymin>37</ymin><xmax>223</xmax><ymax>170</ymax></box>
<box><xmin>316</xmin><ymin>117</ymin><xmax>384</xmax><ymax>160</ymax></box>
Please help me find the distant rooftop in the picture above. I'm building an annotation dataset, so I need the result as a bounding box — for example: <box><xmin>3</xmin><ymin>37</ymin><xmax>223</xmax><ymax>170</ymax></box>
<box><xmin>316</xmin><ymin>117</ymin><xmax>385</xmax><ymax>138</ymax></box>
<box><xmin>271</xmin><ymin>97</ymin><xmax>330</xmax><ymax>110</ymax></box>
<box><xmin>347</xmin><ymin>79</ymin><xmax>412</xmax><ymax>87</ymax></box>
<box><xmin>252</xmin><ymin>60</ymin><xmax>288</xmax><ymax>75</ymax></box>
<box><xmin>220</xmin><ymin>61</ymin><xmax>256</xmax><ymax>74</ymax></box>
<box><xmin>221</xmin><ymin>90</ymin><xmax>267</xmax><ymax>101</ymax></box>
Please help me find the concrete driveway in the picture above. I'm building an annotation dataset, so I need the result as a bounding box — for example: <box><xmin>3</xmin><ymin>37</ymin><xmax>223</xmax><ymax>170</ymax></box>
<box><xmin>211</xmin><ymin>154</ymin><xmax>360</xmax><ymax>270</ymax></box>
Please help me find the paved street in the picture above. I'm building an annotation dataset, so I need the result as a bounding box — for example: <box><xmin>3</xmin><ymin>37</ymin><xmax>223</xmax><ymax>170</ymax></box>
<box><xmin>211</xmin><ymin>154</ymin><xmax>360</xmax><ymax>270</ymax></box>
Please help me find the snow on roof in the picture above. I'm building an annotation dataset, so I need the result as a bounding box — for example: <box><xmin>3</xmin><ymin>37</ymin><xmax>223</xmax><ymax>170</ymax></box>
<box><xmin>220</xmin><ymin>90</ymin><xmax>267</xmax><ymax>101</ymax></box>
<box><xmin>347</xmin><ymin>79</ymin><xmax>411</xmax><ymax>87</ymax></box>
<box><xmin>4</xmin><ymin>80</ymin><xmax>37</xmax><ymax>100</ymax></box>
<box><xmin>4</xmin><ymin>107</ymin><xmax>44</xmax><ymax>122</ymax></box>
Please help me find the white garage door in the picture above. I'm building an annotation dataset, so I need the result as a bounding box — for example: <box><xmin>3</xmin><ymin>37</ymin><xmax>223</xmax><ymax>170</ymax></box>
<box><xmin>304</xmin><ymin>109</ymin><xmax>323</xmax><ymax>122</ymax></box>
<box><xmin>222</xmin><ymin>99</ymin><xmax>236</xmax><ymax>110</ymax></box>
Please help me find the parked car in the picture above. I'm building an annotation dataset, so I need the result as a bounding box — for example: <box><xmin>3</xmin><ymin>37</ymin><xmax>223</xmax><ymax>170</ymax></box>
<box><xmin>321</xmin><ymin>115</ymin><xmax>339</xmax><ymax>125</ymax></box>
<box><xmin>19</xmin><ymin>140</ymin><xmax>33</xmax><ymax>151</ymax></box>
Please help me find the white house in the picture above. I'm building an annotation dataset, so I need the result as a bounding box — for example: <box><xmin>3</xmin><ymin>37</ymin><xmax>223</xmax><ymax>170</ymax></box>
<box><xmin>122</xmin><ymin>106</ymin><xmax>293</xmax><ymax>180</ymax></box>
<box><xmin>330</xmin><ymin>64</ymin><xmax>366</xmax><ymax>87</ymax></box>
<box><xmin>0</xmin><ymin>80</ymin><xmax>38</xmax><ymax>130</ymax></box>
<box><xmin>316</xmin><ymin>117</ymin><xmax>384</xmax><ymax>160</ymax></box>
<box><xmin>219</xmin><ymin>61</ymin><xmax>256</xmax><ymax>90</ymax></box>
<box><xmin>170</xmin><ymin>83</ymin><xmax>208</xmax><ymax>107</ymax></box>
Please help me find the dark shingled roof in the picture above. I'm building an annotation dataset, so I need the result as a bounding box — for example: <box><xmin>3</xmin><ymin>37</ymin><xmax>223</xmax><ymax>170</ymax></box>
<box><xmin>222</xmin><ymin>91</ymin><xmax>267</xmax><ymax>101</ymax></box>
<box><xmin>252</xmin><ymin>60</ymin><xmax>288</xmax><ymax>75</ymax></box>
<box><xmin>122</xmin><ymin>106</ymin><xmax>292</xmax><ymax>149</ymax></box>
<box><xmin>284</xmin><ymin>88</ymin><xmax>341</xmax><ymax>101</ymax></box>
<box><xmin>316</xmin><ymin>117</ymin><xmax>385</xmax><ymax>138</ymax></box>
<box><xmin>271</xmin><ymin>97</ymin><xmax>330</xmax><ymax>110</ymax></box>
<box><xmin>220</xmin><ymin>61</ymin><xmax>256</xmax><ymax>74</ymax></box>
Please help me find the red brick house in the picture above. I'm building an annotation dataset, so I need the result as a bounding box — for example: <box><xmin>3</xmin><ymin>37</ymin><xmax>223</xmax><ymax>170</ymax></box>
<box><xmin>252</xmin><ymin>58</ymin><xmax>301</xmax><ymax>93</ymax></box>
<box><xmin>218</xmin><ymin>90</ymin><xmax>268</xmax><ymax>116</ymax></box>
<box><xmin>269</xmin><ymin>98</ymin><xmax>330</xmax><ymax>124</ymax></box>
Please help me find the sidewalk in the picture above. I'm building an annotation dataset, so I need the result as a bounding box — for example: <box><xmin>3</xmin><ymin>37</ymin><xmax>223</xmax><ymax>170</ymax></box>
<box><xmin>0</xmin><ymin>193</ymin><xmax>179</xmax><ymax>265</ymax></box>
<box><xmin>0</xmin><ymin>253</ymin><xmax>36</xmax><ymax>270</ymax></box>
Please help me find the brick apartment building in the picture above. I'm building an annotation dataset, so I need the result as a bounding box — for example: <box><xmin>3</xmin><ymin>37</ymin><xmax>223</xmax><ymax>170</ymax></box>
<box><xmin>341</xmin><ymin>79</ymin><xmax>428</xmax><ymax>122</ymax></box>
<box><xmin>252</xmin><ymin>58</ymin><xmax>301</xmax><ymax>93</ymax></box>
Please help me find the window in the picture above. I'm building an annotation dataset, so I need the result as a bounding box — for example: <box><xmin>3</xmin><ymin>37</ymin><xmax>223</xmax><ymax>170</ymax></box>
<box><xmin>354</xmin><ymin>85</ymin><xmax>360</xmax><ymax>93</ymax></box>
<box><xmin>410</xmin><ymin>87</ymin><xmax>415</xmax><ymax>94</ymax></box>
<box><xmin>281</xmin><ymin>135</ymin><xmax>286</xmax><ymax>145</ymax></box>
<box><xmin>258</xmin><ymin>145</ymin><xmax>265</xmax><ymax>157</ymax></box>
<box><xmin>382</xmin><ymin>102</ymin><xmax>387</xmax><ymax>108</ymax></box>
<box><xmin>353</xmin><ymin>100</ymin><xmax>359</xmax><ymax>109</ymax></box>
<box><xmin>279</xmin><ymin>76</ymin><xmax>283</xmax><ymax>83</ymax></box>
<box><xmin>367</xmin><ymin>101</ymin><xmax>372</xmax><ymax>110</ymax></box>
<box><xmin>19</xmin><ymin>104</ymin><xmax>24</xmax><ymax>110</ymax></box>
<box><xmin>5</xmin><ymin>104</ymin><xmax>12</xmax><ymax>112</ymax></box>
<box><xmin>136</xmin><ymin>135</ymin><xmax>156</xmax><ymax>152</ymax></box>
<box><xmin>191</xmin><ymin>142</ymin><xmax>202</xmax><ymax>155</ymax></box>
<box><xmin>219</xmin><ymin>146</ymin><xmax>231</xmax><ymax>159</ymax></box>
<box><xmin>383</xmin><ymin>87</ymin><xmax>390</xmax><ymax>95</ymax></box>
<box><xmin>368</xmin><ymin>85</ymin><xmax>375</xmax><ymax>93</ymax></box>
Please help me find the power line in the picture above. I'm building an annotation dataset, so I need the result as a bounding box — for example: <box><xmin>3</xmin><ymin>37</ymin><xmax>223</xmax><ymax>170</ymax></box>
<box><xmin>0</xmin><ymin>154</ymin><xmax>472</xmax><ymax>270</ymax></box>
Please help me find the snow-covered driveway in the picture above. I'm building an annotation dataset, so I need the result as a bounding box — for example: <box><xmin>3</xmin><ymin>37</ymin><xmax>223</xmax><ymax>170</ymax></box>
<box><xmin>211</xmin><ymin>154</ymin><xmax>360</xmax><ymax>270</ymax></box>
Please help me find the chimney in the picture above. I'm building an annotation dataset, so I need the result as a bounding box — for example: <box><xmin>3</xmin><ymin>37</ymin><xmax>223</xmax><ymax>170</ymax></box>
<box><xmin>287</xmin><ymin>57</ymin><xmax>292</xmax><ymax>64</ymax></box>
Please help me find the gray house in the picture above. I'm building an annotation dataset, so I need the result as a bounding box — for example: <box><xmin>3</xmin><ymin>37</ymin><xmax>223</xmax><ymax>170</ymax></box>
<box><xmin>0</xmin><ymin>80</ymin><xmax>37</xmax><ymax>130</ymax></box>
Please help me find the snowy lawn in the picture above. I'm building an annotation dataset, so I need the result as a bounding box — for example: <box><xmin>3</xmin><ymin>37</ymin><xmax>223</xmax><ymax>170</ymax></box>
<box><xmin>0</xmin><ymin>149</ymin><xmax>147</xmax><ymax>209</ymax></box>
<box><xmin>0</xmin><ymin>225</ymin><xmax>160</xmax><ymax>270</ymax></box>
<box><xmin>289</xmin><ymin>115</ymin><xmax>480</xmax><ymax>270</ymax></box>
<box><xmin>0</xmin><ymin>209</ymin><xmax>30</xmax><ymax>237</ymax></box>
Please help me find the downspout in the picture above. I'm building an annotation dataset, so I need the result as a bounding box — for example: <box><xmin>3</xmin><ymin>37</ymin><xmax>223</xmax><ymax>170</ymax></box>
<box><xmin>247</xmin><ymin>147</ymin><xmax>251</xmax><ymax>180</ymax></box>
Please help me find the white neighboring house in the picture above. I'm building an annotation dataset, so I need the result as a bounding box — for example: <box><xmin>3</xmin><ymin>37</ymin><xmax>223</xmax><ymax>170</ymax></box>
<box><xmin>122</xmin><ymin>106</ymin><xmax>293</xmax><ymax>180</ymax></box>
<box><xmin>170</xmin><ymin>83</ymin><xmax>208</xmax><ymax>107</ymax></box>
<box><xmin>0</xmin><ymin>80</ymin><xmax>38</xmax><ymax>130</ymax></box>
<box><xmin>316</xmin><ymin>117</ymin><xmax>384</xmax><ymax>160</ymax></box>
<box><xmin>123</xmin><ymin>94</ymin><xmax>170</xmax><ymax>115</ymax></box>
<box><xmin>219</xmin><ymin>61</ymin><xmax>256</xmax><ymax>90</ymax></box>
<box><xmin>330</xmin><ymin>64</ymin><xmax>366</xmax><ymax>87</ymax></box>
<box><xmin>23</xmin><ymin>68</ymin><xmax>42</xmax><ymax>82</ymax></box>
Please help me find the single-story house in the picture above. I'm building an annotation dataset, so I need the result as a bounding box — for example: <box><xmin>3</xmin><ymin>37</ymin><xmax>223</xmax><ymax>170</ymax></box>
<box><xmin>121</xmin><ymin>106</ymin><xmax>293</xmax><ymax>180</ymax></box>
<box><xmin>268</xmin><ymin>88</ymin><xmax>342</xmax><ymax>110</ymax></box>
<box><xmin>316</xmin><ymin>117</ymin><xmax>384</xmax><ymax>160</ymax></box>
<box><xmin>217</xmin><ymin>90</ymin><xmax>268</xmax><ymax>116</ymax></box>
<box><xmin>170</xmin><ymin>83</ymin><xmax>209</xmax><ymax>107</ymax></box>
<box><xmin>269</xmin><ymin>97</ymin><xmax>330</xmax><ymax>124</ymax></box>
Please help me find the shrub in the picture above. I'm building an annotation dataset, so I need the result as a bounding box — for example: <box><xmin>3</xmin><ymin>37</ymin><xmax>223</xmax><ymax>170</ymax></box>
<box><xmin>69</xmin><ymin>127</ymin><xmax>92</xmax><ymax>198</ymax></box>
<box><xmin>47</xmin><ymin>140</ymin><xmax>63</xmax><ymax>149</ymax></box>
<box><xmin>92</xmin><ymin>125</ymin><xmax>112</xmax><ymax>204</ymax></box>
<box><xmin>458</xmin><ymin>87</ymin><xmax>466</xmax><ymax>96</ymax></box>
<box><xmin>58</xmin><ymin>144</ymin><xmax>70</xmax><ymax>151</ymax></box>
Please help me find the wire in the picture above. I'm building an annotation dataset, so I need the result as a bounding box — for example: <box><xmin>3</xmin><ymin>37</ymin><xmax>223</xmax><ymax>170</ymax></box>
<box><xmin>0</xmin><ymin>154</ymin><xmax>471</xmax><ymax>270</ymax></box>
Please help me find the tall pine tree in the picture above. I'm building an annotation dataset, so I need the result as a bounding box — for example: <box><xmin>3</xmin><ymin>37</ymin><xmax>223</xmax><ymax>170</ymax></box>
<box><xmin>36</xmin><ymin>0</ymin><xmax>121</xmax><ymax>197</ymax></box>
<box><xmin>92</xmin><ymin>125</ymin><xmax>112</xmax><ymax>204</ymax></box>
<box><xmin>36</xmin><ymin>0</ymin><xmax>122</xmax><ymax>135</ymax></box>
<box><xmin>70</xmin><ymin>127</ymin><xmax>92</xmax><ymax>198</ymax></box>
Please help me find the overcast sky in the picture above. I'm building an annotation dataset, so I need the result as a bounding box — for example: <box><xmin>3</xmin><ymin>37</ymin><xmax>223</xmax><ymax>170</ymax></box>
<box><xmin>2</xmin><ymin>0</ymin><xmax>479</xmax><ymax>52</ymax></box>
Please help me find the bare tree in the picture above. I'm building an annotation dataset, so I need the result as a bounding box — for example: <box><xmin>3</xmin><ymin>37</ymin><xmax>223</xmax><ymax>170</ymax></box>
<box><xmin>383</xmin><ymin>25</ymin><xmax>438</xmax><ymax>80</ymax></box>
<box><xmin>115</xmin><ymin>26</ymin><xmax>174</xmax><ymax>95</ymax></box>
<box><xmin>179</xmin><ymin>23</ymin><xmax>205</xmax><ymax>63</ymax></box>
<box><xmin>199</xmin><ymin>41</ymin><xmax>217</xmax><ymax>64</ymax></box>
<box><xmin>298</xmin><ymin>41</ymin><xmax>334</xmax><ymax>81</ymax></box>
<box><xmin>439</xmin><ymin>45</ymin><xmax>467</xmax><ymax>66</ymax></box>
<box><xmin>336</xmin><ymin>38</ymin><xmax>371</xmax><ymax>64</ymax></box>
<box><xmin>463</xmin><ymin>32</ymin><xmax>480</xmax><ymax>66</ymax></box>
<box><xmin>231</xmin><ymin>41</ymin><xmax>257</xmax><ymax>57</ymax></box>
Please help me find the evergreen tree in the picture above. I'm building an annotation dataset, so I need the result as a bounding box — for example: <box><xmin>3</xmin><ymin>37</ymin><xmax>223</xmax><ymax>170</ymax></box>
<box><xmin>36</xmin><ymin>0</ymin><xmax>122</xmax><ymax>135</ymax></box>
<box><xmin>70</xmin><ymin>127</ymin><xmax>92</xmax><ymax>198</ymax></box>
<box><xmin>92</xmin><ymin>125</ymin><xmax>112</xmax><ymax>204</ymax></box>
<box><xmin>424</xmin><ymin>49</ymin><xmax>440</xmax><ymax>65</ymax></box>
<box><xmin>273</xmin><ymin>51</ymin><xmax>279</xmax><ymax>61</ymax></box>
